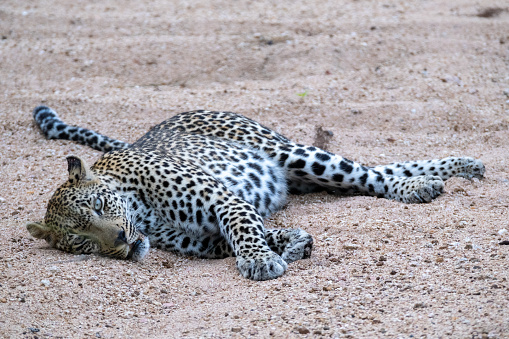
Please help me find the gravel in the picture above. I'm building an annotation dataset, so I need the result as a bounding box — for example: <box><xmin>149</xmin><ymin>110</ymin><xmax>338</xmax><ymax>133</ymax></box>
<box><xmin>1</xmin><ymin>0</ymin><xmax>509</xmax><ymax>338</ymax></box>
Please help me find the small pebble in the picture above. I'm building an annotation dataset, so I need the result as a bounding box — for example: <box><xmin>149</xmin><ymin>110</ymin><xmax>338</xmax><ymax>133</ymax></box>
<box><xmin>40</xmin><ymin>280</ymin><xmax>50</xmax><ymax>287</ymax></box>
<box><xmin>296</xmin><ymin>327</ymin><xmax>310</xmax><ymax>334</ymax></box>
<box><xmin>231</xmin><ymin>327</ymin><xmax>242</xmax><ymax>333</ymax></box>
<box><xmin>498</xmin><ymin>229</ymin><xmax>507</xmax><ymax>235</ymax></box>
<box><xmin>47</xmin><ymin>266</ymin><xmax>60</xmax><ymax>273</ymax></box>
<box><xmin>343</xmin><ymin>243</ymin><xmax>360</xmax><ymax>250</ymax></box>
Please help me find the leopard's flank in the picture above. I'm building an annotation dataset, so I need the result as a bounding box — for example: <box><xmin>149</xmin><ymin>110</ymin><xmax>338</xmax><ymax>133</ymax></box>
<box><xmin>27</xmin><ymin>106</ymin><xmax>485</xmax><ymax>280</ymax></box>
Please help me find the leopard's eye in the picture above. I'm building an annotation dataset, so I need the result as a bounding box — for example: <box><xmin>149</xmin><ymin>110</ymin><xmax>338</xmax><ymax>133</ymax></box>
<box><xmin>93</xmin><ymin>197</ymin><xmax>103</xmax><ymax>212</ymax></box>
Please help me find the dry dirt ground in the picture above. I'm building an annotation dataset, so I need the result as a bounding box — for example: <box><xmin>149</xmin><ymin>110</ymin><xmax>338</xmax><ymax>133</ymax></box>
<box><xmin>1</xmin><ymin>0</ymin><xmax>509</xmax><ymax>338</ymax></box>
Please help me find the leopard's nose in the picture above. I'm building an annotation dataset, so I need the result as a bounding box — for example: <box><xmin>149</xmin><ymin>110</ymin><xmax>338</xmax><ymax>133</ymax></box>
<box><xmin>114</xmin><ymin>230</ymin><xmax>128</xmax><ymax>247</ymax></box>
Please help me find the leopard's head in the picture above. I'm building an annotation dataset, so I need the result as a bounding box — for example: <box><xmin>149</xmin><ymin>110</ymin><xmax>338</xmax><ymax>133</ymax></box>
<box><xmin>27</xmin><ymin>156</ymin><xmax>149</xmax><ymax>261</ymax></box>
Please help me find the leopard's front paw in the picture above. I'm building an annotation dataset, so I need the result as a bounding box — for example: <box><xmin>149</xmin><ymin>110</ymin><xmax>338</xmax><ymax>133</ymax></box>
<box><xmin>398</xmin><ymin>175</ymin><xmax>445</xmax><ymax>203</ymax></box>
<box><xmin>281</xmin><ymin>230</ymin><xmax>313</xmax><ymax>264</ymax></box>
<box><xmin>236</xmin><ymin>252</ymin><xmax>287</xmax><ymax>281</ymax></box>
<box><xmin>455</xmin><ymin>157</ymin><xmax>485</xmax><ymax>180</ymax></box>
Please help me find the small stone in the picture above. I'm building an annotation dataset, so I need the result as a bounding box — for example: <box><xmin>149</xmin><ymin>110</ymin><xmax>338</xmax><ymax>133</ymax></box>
<box><xmin>379</xmin><ymin>255</ymin><xmax>387</xmax><ymax>261</ymax></box>
<box><xmin>457</xmin><ymin>220</ymin><xmax>468</xmax><ymax>228</ymax></box>
<box><xmin>0</xmin><ymin>298</ymin><xmax>7</xmax><ymax>303</ymax></box>
<box><xmin>498</xmin><ymin>229</ymin><xmax>507</xmax><ymax>235</ymax></box>
<box><xmin>376</xmin><ymin>261</ymin><xmax>384</xmax><ymax>266</ymax></box>
<box><xmin>296</xmin><ymin>327</ymin><xmax>310</xmax><ymax>334</ymax></box>
<box><xmin>40</xmin><ymin>279</ymin><xmax>50</xmax><ymax>287</ymax></box>
<box><xmin>343</xmin><ymin>243</ymin><xmax>360</xmax><ymax>250</ymax></box>
<box><xmin>0</xmin><ymin>197</ymin><xmax>5</xmax><ymax>203</ymax></box>
<box><xmin>414</xmin><ymin>302</ymin><xmax>426</xmax><ymax>309</ymax></box>
<box><xmin>48</xmin><ymin>266</ymin><xmax>60</xmax><ymax>273</ymax></box>
<box><xmin>162</xmin><ymin>261</ymin><xmax>173</xmax><ymax>268</ymax></box>
<box><xmin>231</xmin><ymin>327</ymin><xmax>242</xmax><ymax>333</ymax></box>
<box><xmin>390</xmin><ymin>270</ymin><xmax>397</xmax><ymax>275</ymax></box>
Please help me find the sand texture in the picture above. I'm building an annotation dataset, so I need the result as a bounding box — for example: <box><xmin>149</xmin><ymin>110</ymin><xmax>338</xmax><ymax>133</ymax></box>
<box><xmin>1</xmin><ymin>0</ymin><xmax>509</xmax><ymax>337</ymax></box>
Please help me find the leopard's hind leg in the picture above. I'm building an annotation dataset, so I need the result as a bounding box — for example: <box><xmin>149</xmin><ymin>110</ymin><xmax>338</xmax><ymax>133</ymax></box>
<box><xmin>274</xmin><ymin>143</ymin><xmax>485</xmax><ymax>203</ymax></box>
<box><xmin>372</xmin><ymin>157</ymin><xmax>485</xmax><ymax>180</ymax></box>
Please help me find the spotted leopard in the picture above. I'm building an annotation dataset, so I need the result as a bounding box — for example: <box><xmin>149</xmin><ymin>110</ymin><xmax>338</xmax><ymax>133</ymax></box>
<box><xmin>27</xmin><ymin>106</ymin><xmax>485</xmax><ymax>280</ymax></box>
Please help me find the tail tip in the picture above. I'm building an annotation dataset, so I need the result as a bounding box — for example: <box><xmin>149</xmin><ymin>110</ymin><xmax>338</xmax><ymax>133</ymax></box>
<box><xmin>33</xmin><ymin>105</ymin><xmax>58</xmax><ymax>121</ymax></box>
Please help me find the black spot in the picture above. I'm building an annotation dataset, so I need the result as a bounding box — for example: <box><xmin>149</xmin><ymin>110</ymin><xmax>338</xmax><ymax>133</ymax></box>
<box><xmin>315</xmin><ymin>153</ymin><xmax>331</xmax><ymax>162</ymax></box>
<box><xmin>36</xmin><ymin>112</ymin><xmax>53</xmax><ymax>121</ymax></box>
<box><xmin>339</xmin><ymin>161</ymin><xmax>353</xmax><ymax>174</ymax></box>
<box><xmin>332</xmin><ymin>174</ymin><xmax>343</xmax><ymax>182</ymax></box>
<box><xmin>248</xmin><ymin>162</ymin><xmax>264</xmax><ymax>175</ymax></box>
<box><xmin>268</xmin><ymin>182</ymin><xmax>276</xmax><ymax>194</ymax></box>
<box><xmin>179</xmin><ymin>211</ymin><xmax>187</xmax><ymax>222</ymax></box>
<box><xmin>294</xmin><ymin>170</ymin><xmax>307</xmax><ymax>177</ymax></box>
<box><xmin>182</xmin><ymin>237</ymin><xmax>190</xmax><ymax>249</ymax></box>
<box><xmin>264</xmin><ymin>194</ymin><xmax>272</xmax><ymax>209</ymax></box>
<box><xmin>288</xmin><ymin>159</ymin><xmax>306</xmax><ymax>169</ymax></box>
<box><xmin>196</xmin><ymin>210</ymin><xmax>203</xmax><ymax>224</ymax></box>
<box><xmin>311</xmin><ymin>162</ymin><xmax>326</xmax><ymax>176</ymax></box>
<box><xmin>385</xmin><ymin>168</ymin><xmax>393</xmax><ymax>175</ymax></box>
<box><xmin>403</xmin><ymin>170</ymin><xmax>412</xmax><ymax>177</ymax></box>
<box><xmin>248</xmin><ymin>173</ymin><xmax>261</xmax><ymax>188</ymax></box>
<box><xmin>359</xmin><ymin>173</ymin><xmax>368</xmax><ymax>185</ymax></box>
<box><xmin>294</xmin><ymin>148</ymin><xmax>307</xmax><ymax>156</ymax></box>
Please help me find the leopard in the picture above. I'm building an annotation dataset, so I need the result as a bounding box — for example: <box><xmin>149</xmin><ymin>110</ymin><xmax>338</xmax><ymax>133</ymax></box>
<box><xmin>27</xmin><ymin>106</ymin><xmax>485</xmax><ymax>280</ymax></box>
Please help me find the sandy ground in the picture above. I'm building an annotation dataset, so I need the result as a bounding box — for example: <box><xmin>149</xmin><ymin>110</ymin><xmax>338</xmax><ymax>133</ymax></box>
<box><xmin>1</xmin><ymin>0</ymin><xmax>509</xmax><ymax>337</ymax></box>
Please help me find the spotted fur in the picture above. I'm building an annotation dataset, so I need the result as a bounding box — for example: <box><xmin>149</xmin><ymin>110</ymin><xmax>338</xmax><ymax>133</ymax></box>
<box><xmin>27</xmin><ymin>106</ymin><xmax>485</xmax><ymax>280</ymax></box>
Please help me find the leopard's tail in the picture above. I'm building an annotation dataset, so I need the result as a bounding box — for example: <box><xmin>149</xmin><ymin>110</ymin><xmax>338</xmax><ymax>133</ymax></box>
<box><xmin>32</xmin><ymin>106</ymin><xmax>131</xmax><ymax>152</ymax></box>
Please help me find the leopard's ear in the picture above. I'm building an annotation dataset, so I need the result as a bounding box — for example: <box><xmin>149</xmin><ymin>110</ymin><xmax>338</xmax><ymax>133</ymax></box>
<box><xmin>66</xmin><ymin>156</ymin><xmax>95</xmax><ymax>184</ymax></box>
<box><xmin>26</xmin><ymin>221</ymin><xmax>51</xmax><ymax>240</ymax></box>
<box><xmin>27</xmin><ymin>221</ymin><xmax>57</xmax><ymax>246</ymax></box>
